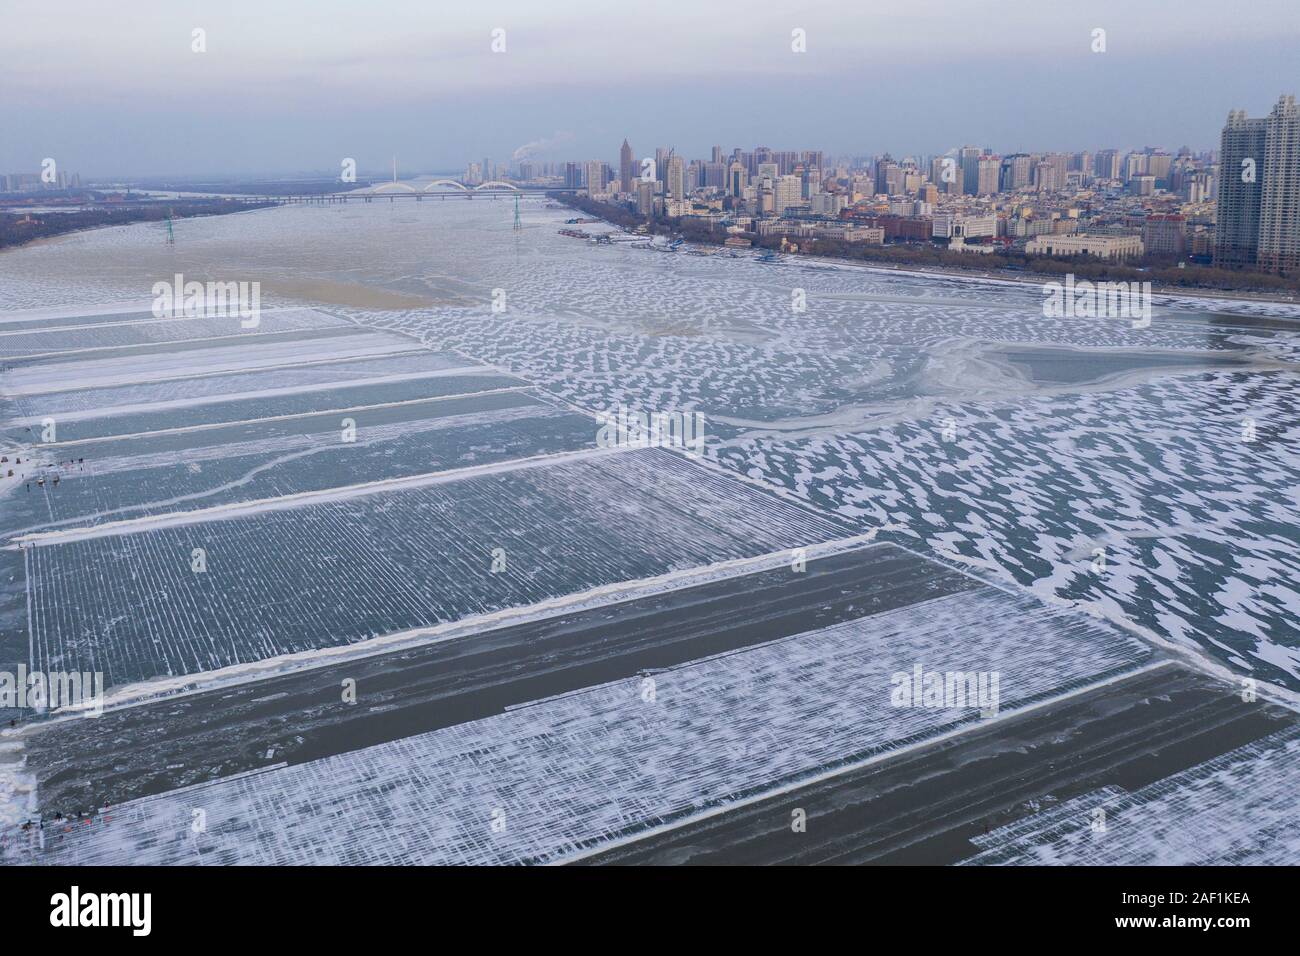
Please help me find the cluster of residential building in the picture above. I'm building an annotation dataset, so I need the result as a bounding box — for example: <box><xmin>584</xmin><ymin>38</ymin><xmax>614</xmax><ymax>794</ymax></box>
<box><xmin>521</xmin><ymin>94</ymin><xmax>1297</xmax><ymax>275</ymax></box>
<box><xmin>0</xmin><ymin>169</ymin><xmax>81</xmax><ymax>193</ymax></box>
<box><xmin>463</xmin><ymin>158</ymin><xmax>513</xmax><ymax>185</ymax></box>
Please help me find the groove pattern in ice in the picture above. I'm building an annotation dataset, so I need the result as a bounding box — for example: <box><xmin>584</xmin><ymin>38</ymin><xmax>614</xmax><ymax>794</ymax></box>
<box><xmin>14</xmin><ymin>586</ymin><xmax>1150</xmax><ymax>865</ymax></box>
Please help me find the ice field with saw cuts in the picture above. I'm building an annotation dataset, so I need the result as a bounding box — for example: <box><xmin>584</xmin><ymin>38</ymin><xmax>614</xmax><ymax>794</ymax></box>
<box><xmin>963</xmin><ymin>725</ymin><xmax>1300</xmax><ymax>866</ymax></box>
<box><xmin>1</xmin><ymin>197</ymin><xmax>1297</xmax><ymax>866</ymax></box>
<box><xmin>23</xmin><ymin>446</ymin><xmax>848</xmax><ymax>687</ymax></box>
<box><xmin>9</xmin><ymin>579</ymin><xmax>1152</xmax><ymax>865</ymax></box>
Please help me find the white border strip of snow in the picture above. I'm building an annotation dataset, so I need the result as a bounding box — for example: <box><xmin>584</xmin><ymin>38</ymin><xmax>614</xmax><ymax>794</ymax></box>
<box><xmin>5</xmin><ymin>325</ymin><xmax>398</xmax><ymax>363</ymax></box>
<box><xmin>0</xmin><ymin>307</ymin><xmax>312</xmax><ymax>335</ymax></box>
<box><xmin>0</xmin><ymin>302</ymin><xmax>163</xmax><ymax>323</ymax></box>
<box><xmin>33</xmin><ymin>386</ymin><xmax>538</xmax><ymax>447</ymax></box>
<box><xmin>10</xmin><ymin>444</ymin><xmax>637</xmax><ymax>548</ymax></box>
<box><xmin>12</xmin><ymin>347</ymin><xmax>430</xmax><ymax>397</ymax></box>
<box><xmin>12</xmin><ymin>365</ymin><xmax>506</xmax><ymax>425</ymax></box>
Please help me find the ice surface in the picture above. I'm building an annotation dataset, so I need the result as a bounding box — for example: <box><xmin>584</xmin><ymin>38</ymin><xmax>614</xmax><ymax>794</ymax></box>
<box><xmin>11</xmin><ymin>350</ymin><xmax>483</xmax><ymax>422</ymax></box>
<box><xmin>25</xmin><ymin>448</ymin><xmax>847</xmax><ymax>687</ymax></box>
<box><xmin>0</xmin><ymin>307</ymin><xmax>350</xmax><ymax>357</ymax></box>
<box><xmin>13</xmin><ymin>585</ymin><xmax>1150</xmax><ymax>865</ymax></box>
<box><xmin>963</xmin><ymin>725</ymin><xmax>1300</xmax><ymax>865</ymax></box>
<box><xmin>3</xmin><ymin>329</ymin><xmax>419</xmax><ymax>394</ymax></box>
<box><xmin>1</xmin><ymin>201</ymin><xmax>1295</xmax><ymax>864</ymax></box>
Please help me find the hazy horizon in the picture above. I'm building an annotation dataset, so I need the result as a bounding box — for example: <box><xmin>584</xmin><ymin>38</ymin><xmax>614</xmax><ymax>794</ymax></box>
<box><xmin>4</xmin><ymin>0</ymin><xmax>1299</xmax><ymax>178</ymax></box>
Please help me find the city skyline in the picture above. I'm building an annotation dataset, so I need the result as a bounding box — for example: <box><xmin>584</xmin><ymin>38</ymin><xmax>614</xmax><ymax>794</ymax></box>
<box><xmin>0</xmin><ymin>125</ymin><xmax>1256</xmax><ymax>186</ymax></box>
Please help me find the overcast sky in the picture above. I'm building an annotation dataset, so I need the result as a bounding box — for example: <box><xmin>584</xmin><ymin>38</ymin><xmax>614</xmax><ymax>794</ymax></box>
<box><xmin>3</xmin><ymin>0</ymin><xmax>1298</xmax><ymax>178</ymax></box>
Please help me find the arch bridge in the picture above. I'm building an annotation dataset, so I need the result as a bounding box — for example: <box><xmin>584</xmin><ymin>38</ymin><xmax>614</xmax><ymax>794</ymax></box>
<box><xmin>273</xmin><ymin>180</ymin><xmax>567</xmax><ymax>203</ymax></box>
<box><xmin>363</xmin><ymin>179</ymin><xmax>520</xmax><ymax>196</ymax></box>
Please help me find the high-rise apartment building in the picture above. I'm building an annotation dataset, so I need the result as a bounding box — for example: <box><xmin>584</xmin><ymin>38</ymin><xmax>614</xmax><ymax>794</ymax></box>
<box><xmin>1185</xmin><ymin>171</ymin><xmax>1215</xmax><ymax>204</ymax></box>
<box><xmin>1000</xmin><ymin>154</ymin><xmax>1033</xmax><ymax>191</ymax></box>
<box><xmin>1258</xmin><ymin>94</ymin><xmax>1300</xmax><ymax>274</ymax></box>
<box><xmin>619</xmin><ymin>139</ymin><xmax>635</xmax><ymax>192</ymax></box>
<box><xmin>1147</xmin><ymin>152</ymin><xmax>1173</xmax><ymax>187</ymax></box>
<box><xmin>960</xmin><ymin>146</ymin><xmax>982</xmax><ymax>195</ymax></box>
<box><xmin>802</xmin><ymin>165</ymin><xmax>821</xmax><ymax>198</ymax></box>
<box><xmin>1129</xmin><ymin>175</ymin><xmax>1156</xmax><ymax>196</ymax></box>
<box><xmin>666</xmin><ymin>155</ymin><xmax>685</xmax><ymax>201</ymax></box>
<box><xmin>1215</xmin><ymin>104</ymin><xmax>1270</xmax><ymax>270</ymax></box>
<box><xmin>928</xmin><ymin>157</ymin><xmax>946</xmax><ymax>187</ymax></box>
<box><xmin>727</xmin><ymin>160</ymin><xmax>747</xmax><ymax>198</ymax></box>
<box><xmin>773</xmin><ymin>150</ymin><xmax>799</xmax><ymax>175</ymax></box>
<box><xmin>875</xmin><ymin>156</ymin><xmax>898</xmax><ymax>196</ymax></box>
<box><xmin>1043</xmin><ymin>153</ymin><xmax>1070</xmax><ymax>190</ymax></box>
<box><xmin>1124</xmin><ymin>152</ymin><xmax>1148</xmax><ymax>181</ymax></box>
<box><xmin>774</xmin><ymin>175</ymin><xmax>803</xmax><ymax>214</ymax></box>
<box><xmin>637</xmin><ymin>180</ymin><xmax>655</xmax><ymax>216</ymax></box>
<box><xmin>1094</xmin><ymin>149</ymin><xmax>1122</xmax><ymax>180</ymax></box>
<box><xmin>655</xmin><ymin>147</ymin><xmax>672</xmax><ymax>184</ymax></box>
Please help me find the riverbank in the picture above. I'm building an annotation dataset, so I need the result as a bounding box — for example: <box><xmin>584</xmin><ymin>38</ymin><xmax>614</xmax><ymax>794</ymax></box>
<box><xmin>0</xmin><ymin>199</ymin><xmax>278</xmax><ymax>252</ymax></box>
<box><xmin>551</xmin><ymin>193</ymin><xmax>1300</xmax><ymax>309</ymax></box>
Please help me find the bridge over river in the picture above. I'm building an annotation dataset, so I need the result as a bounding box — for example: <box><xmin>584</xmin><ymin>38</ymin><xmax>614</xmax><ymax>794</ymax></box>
<box><xmin>272</xmin><ymin>181</ymin><xmax>580</xmax><ymax>203</ymax></box>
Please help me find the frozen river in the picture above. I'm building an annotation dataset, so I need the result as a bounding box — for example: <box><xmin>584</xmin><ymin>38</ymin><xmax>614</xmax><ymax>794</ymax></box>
<box><xmin>8</xmin><ymin>197</ymin><xmax>1290</xmax><ymax>686</ymax></box>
